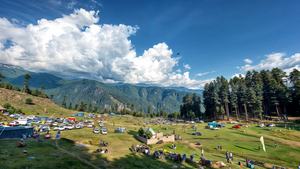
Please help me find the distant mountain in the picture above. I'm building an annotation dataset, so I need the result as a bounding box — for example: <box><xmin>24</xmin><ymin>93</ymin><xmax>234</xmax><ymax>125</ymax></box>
<box><xmin>0</xmin><ymin>64</ymin><xmax>204</xmax><ymax>113</ymax></box>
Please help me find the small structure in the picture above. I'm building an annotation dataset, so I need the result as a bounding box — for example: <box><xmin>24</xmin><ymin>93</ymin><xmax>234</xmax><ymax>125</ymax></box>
<box><xmin>110</xmin><ymin>113</ymin><xmax>115</xmax><ymax>116</ymax></box>
<box><xmin>0</xmin><ymin>126</ymin><xmax>34</xmax><ymax>139</ymax></box>
<box><xmin>208</xmin><ymin>123</ymin><xmax>218</xmax><ymax>128</ymax></box>
<box><xmin>77</xmin><ymin>112</ymin><xmax>84</xmax><ymax>117</ymax></box>
<box><xmin>137</xmin><ymin>127</ymin><xmax>174</xmax><ymax>145</ymax></box>
<box><xmin>0</xmin><ymin>106</ymin><xmax>7</xmax><ymax>113</ymax></box>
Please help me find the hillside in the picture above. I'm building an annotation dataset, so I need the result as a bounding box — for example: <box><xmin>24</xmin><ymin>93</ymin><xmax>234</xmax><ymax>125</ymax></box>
<box><xmin>0</xmin><ymin>88</ymin><xmax>75</xmax><ymax>117</ymax></box>
<box><xmin>0</xmin><ymin>64</ymin><xmax>204</xmax><ymax>113</ymax></box>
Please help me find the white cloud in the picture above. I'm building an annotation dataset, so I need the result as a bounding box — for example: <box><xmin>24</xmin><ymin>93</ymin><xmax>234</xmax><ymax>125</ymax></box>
<box><xmin>90</xmin><ymin>0</ymin><xmax>103</xmax><ymax>8</ymax></box>
<box><xmin>67</xmin><ymin>0</ymin><xmax>77</xmax><ymax>9</ymax></box>
<box><xmin>176</xmin><ymin>69</ymin><xmax>181</xmax><ymax>73</ymax></box>
<box><xmin>195</xmin><ymin>70</ymin><xmax>215</xmax><ymax>77</ymax></box>
<box><xmin>183</xmin><ymin>63</ymin><xmax>191</xmax><ymax>69</ymax></box>
<box><xmin>231</xmin><ymin>73</ymin><xmax>245</xmax><ymax>79</ymax></box>
<box><xmin>244</xmin><ymin>59</ymin><xmax>253</xmax><ymax>64</ymax></box>
<box><xmin>0</xmin><ymin>9</ymin><xmax>214</xmax><ymax>89</ymax></box>
<box><xmin>240</xmin><ymin>53</ymin><xmax>300</xmax><ymax>72</ymax></box>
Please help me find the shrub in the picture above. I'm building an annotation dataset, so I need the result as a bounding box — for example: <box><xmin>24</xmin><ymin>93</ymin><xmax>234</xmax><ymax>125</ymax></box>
<box><xmin>7</xmin><ymin>108</ymin><xmax>15</xmax><ymax>114</ymax></box>
<box><xmin>3</xmin><ymin>103</ymin><xmax>11</xmax><ymax>109</ymax></box>
<box><xmin>145</xmin><ymin>130</ymin><xmax>153</xmax><ymax>139</ymax></box>
<box><xmin>36</xmin><ymin>112</ymin><xmax>40</xmax><ymax>115</ymax></box>
<box><xmin>26</xmin><ymin>98</ymin><xmax>33</xmax><ymax>104</ymax></box>
<box><xmin>138</xmin><ymin>127</ymin><xmax>144</xmax><ymax>137</ymax></box>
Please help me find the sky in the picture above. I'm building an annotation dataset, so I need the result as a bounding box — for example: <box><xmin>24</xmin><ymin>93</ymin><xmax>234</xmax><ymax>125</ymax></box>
<box><xmin>0</xmin><ymin>0</ymin><xmax>300</xmax><ymax>89</ymax></box>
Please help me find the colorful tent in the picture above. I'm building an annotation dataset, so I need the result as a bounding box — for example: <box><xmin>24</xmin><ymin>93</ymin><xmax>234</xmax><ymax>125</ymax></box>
<box><xmin>145</xmin><ymin>127</ymin><xmax>155</xmax><ymax>136</ymax></box>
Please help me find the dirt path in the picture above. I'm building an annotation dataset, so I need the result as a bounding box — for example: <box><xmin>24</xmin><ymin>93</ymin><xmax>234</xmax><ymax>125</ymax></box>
<box><xmin>247</xmin><ymin>130</ymin><xmax>300</xmax><ymax>148</ymax></box>
<box><xmin>55</xmin><ymin>139</ymin><xmax>101</xmax><ymax>169</ymax></box>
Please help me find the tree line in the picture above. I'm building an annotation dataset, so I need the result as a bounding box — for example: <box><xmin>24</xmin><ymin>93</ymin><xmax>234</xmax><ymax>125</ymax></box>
<box><xmin>203</xmin><ymin>68</ymin><xmax>300</xmax><ymax>121</ymax></box>
<box><xmin>0</xmin><ymin>73</ymin><xmax>49</xmax><ymax>99</ymax></box>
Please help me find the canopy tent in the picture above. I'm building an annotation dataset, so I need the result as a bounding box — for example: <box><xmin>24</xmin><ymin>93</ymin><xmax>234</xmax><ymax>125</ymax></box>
<box><xmin>145</xmin><ymin>127</ymin><xmax>155</xmax><ymax>136</ymax></box>
<box><xmin>77</xmin><ymin>113</ymin><xmax>84</xmax><ymax>117</ymax></box>
<box><xmin>0</xmin><ymin>126</ymin><xmax>34</xmax><ymax>139</ymax></box>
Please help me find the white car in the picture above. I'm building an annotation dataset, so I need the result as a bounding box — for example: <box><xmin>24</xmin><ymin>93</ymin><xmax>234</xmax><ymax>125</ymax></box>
<box><xmin>99</xmin><ymin>123</ymin><xmax>104</xmax><ymax>127</ymax></box>
<box><xmin>259</xmin><ymin>124</ymin><xmax>264</xmax><ymax>127</ymax></box>
<box><xmin>87</xmin><ymin>124</ymin><xmax>93</xmax><ymax>128</ymax></box>
<box><xmin>53</xmin><ymin>122</ymin><xmax>58</xmax><ymax>126</ymax></box>
<box><xmin>268</xmin><ymin>124</ymin><xmax>276</xmax><ymax>127</ymax></box>
<box><xmin>211</xmin><ymin>127</ymin><xmax>219</xmax><ymax>130</ymax></box>
<box><xmin>65</xmin><ymin>125</ymin><xmax>74</xmax><ymax>130</ymax></box>
<box><xmin>229</xmin><ymin>121</ymin><xmax>238</xmax><ymax>124</ymax></box>
<box><xmin>9</xmin><ymin>121</ymin><xmax>19</xmax><ymax>126</ymax></box>
<box><xmin>101</xmin><ymin>129</ymin><xmax>107</xmax><ymax>135</ymax></box>
<box><xmin>53</xmin><ymin>127</ymin><xmax>59</xmax><ymax>131</ymax></box>
<box><xmin>58</xmin><ymin>126</ymin><xmax>65</xmax><ymax>131</ymax></box>
<box><xmin>94</xmin><ymin>129</ymin><xmax>100</xmax><ymax>134</ymax></box>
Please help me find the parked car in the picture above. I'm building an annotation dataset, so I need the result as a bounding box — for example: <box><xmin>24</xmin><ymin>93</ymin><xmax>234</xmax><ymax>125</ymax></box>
<box><xmin>267</xmin><ymin>123</ymin><xmax>276</xmax><ymax>127</ymax></box>
<box><xmin>229</xmin><ymin>121</ymin><xmax>238</xmax><ymax>124</ymax></box>
<box><xmin>71</xmin><ymin>114</ymin><xmax>76</xmax><ymax>117</ymax></box>
<box><xmin>101</xmin><ymin>129</ymin><xmax>107</xmax><ymax>135</ymax></box>
<box><xmin>94</xmin><ymin>129</ymin><xmax>100</xmax><ymax>134</ymax></box>
<box><xmin>3</xmin><ymin>112</ymin><xmax>9</xmax><ymax>116</ymax></box>
<box><xmin>259</xmin><ymin>124</ymin><xmax>264</xmax><ymax>127</ymax></box>
<box><xmin>217</xmin><ymin>123</ymin><xmax>226</xmax><ymax>128</ymax></box>
<box><xmin>191</xmin><ymin>132</ymin><xmax>202</xmax><ymax>136</ymax></box>
<box><xmin>8</xmin><ymin>121</ymin><xmax>19</xmax><ymax>126</ymax></box>
<box><xmin>232</xmin><ymin>125</ymin><xmax>241</xmax><ymax>129</ymax></box>
<box><xmin>53</xmin><ymin>127</ymin><xmax>59</xmax><ymax>131</ymax></box>
<box><xmin>211</xmin><ymin>127</ymin><xmax>219</xmax><ymax>130</ymax></box>
<box><xmin>99</xmin><ymin>122</ymin><xmax>104</xmax><ymax>127</ymax></box>
<box><xmin>53</xmin><ymin>122</ymin><xmax>58</xmax><ymax>126</ymax></box>
<box><xmin>205</xmin><ymin>125</ymin><xmax>213</xmax><ymax>129</ymax></box>
<box><xmin>58</xmin><ymin>126</ymin><xmax>65</xmax><ymax>131</ymax></box>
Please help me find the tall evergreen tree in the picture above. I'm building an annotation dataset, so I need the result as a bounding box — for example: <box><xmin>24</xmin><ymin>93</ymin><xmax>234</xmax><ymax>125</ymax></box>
<box><xmin>62</xmin><ymin>95</ymin><xmax>66</xmax><ymax>108</ymax></box>
<box><xmin>68</xmin><ymin>102</ymin><xmax>72</xmax><ymax>110</ymax></box>
<box><xmin>147</xmin><ymin>105</ymin><xmax>151</xmax><ymax>114</ymax></box>
<box><xmin>131</xmin><ymin>103</ymin><xmax>134</xmax><ymax>111</ymax></box>
<box><xmin>192</xmin><ymin>93</ymin><xmax>201</xmax><ymax>118</ymax></box>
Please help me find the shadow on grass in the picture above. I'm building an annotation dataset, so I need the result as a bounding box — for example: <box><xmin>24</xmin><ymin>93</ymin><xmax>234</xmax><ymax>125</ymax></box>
<box><xmin>127</xmin><ymin>130</ymin><xmax>142</xmax><ymax>143</ymax></box>
<box><xmin>234</xmin><ymin>145</ymin><xmax>257</xmax><ymax>152</ymax></box>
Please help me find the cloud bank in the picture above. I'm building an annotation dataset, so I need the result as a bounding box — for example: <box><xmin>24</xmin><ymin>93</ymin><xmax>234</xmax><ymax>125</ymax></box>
<box><xmin>0</xmin><ymin>9</ymin><xmax>212</xmax><ymax>89</ymax></box>
<box><xmin>239</xmin><ymin>53</ymin><xmax>300</xmax><ymax>74</ymax></box>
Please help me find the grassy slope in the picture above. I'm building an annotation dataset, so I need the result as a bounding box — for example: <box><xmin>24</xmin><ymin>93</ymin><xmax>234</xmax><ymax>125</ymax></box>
<box><xmin>0</xmin><ymin>88</ymin><xmax>76</xmax><ymax>117</ymax></box>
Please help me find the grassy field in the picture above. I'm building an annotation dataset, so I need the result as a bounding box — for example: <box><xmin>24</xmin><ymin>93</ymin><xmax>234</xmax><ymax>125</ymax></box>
<box><xmin>1</xmin><ymin>115</ymin><xmax>300</xmax><ymax>169</ymax></box>
<box><xmin>1</xmin><ymin>89</ymin><xmax>300</xmax><ymax>169</ymax></box>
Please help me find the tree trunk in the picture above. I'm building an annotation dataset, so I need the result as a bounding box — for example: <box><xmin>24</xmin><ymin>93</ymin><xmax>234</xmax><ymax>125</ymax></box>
<box><xmin>252</xmin><ymin>105</ymin><xmax>256</xmax><ymax>121</ymax></box>
<box><xmin>262</xmin><ymin>102</ymin><xmax>266</xmax><ymax>120</ymax></box>
<box><xmin>225</xmin><ymin>102</ymin><xmax>230</xmax><ymax>121</ymax></box>
<box><xmin>235</xmin><ymin>107</ymin><xmax>239</xmax><ymax>120</ymax></box>
<box><xmin>213</xmin><ymin>108</ymin><xmax>216</xmax><ymax>121</ymax></box>
<box><xmin>244</xmin><ymin>104</ymin><xmax>248</xmax><ymax>121</ymax></box>
<box><xmin>275</xmin><ymin>105</ymin><xmax>280</xmax><ymax>119</ymax></box>
<box><xmin>283</xmin><ymin>105</ymin><xmax>288</xmax><ymax>120</ymax></box>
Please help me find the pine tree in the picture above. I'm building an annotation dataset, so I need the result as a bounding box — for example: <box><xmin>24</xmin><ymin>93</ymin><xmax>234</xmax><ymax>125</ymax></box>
<box><xmin>68</xmin><ymin>102</ymin><xmax>72</xmax><ymax>110</ymax></box>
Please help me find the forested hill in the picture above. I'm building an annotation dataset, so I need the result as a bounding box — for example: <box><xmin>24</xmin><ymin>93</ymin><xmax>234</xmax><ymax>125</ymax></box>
<box><xmin>0</xmin><ymin>64</ymin><xmax>204</xmax><ymax>113</ymax></box>
<box><xmin>203</xmin><ymin>68</ymin><xmax>300</xmax><ymax>121</ymax></box>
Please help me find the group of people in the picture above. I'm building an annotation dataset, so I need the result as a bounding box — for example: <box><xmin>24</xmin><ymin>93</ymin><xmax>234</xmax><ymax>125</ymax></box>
<box><xmin>217</xmin><ymin>145</ymin><xmax>223</xmax><ymax>150</ymax></box>
<box><xmin>225</xmin><ymin>150</ymin><xmax>233</xmax><ymax>163</ymax></box>
<box><xmin>97</xmin><ymin>147</ymin><xmax>108</xmax><ymax>153</ymax></box>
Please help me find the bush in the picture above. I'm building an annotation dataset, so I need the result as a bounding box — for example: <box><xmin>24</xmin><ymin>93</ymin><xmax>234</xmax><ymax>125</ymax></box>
<box><xmin>7</xmin><ymin>108</ymin><xmax>15</xmax><ymax>114</ymax></box>
<box><xmin>36</xmin><ymin>112</ymin><xmax>40</xmax><ymax>115</ymax></box>
<box><xmin>26</xmin><ymin>98</ymin><xmax>33</xmax><ymax>104</ymax></box>
<box><xmin>16</xmin><ymin>108</ymin><xmax>22</xmax><ymax>114</ymax></box>
<box><xmin>3</xmin><ymin>103</ymin><xmax>11</xmax><ymax>109</ymax></box>
<box><xmin>138</xmin><ymin>127</ymin><xmax>145</xmax><ymax>137</ymax></box>
<box><xmin>145</xmin><ymin>130</ymin><xmax>153</xmax><ymax>139</ymax></box>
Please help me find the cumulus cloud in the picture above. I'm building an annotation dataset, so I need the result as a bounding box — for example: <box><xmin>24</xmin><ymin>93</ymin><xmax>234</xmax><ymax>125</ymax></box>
<box><xmin>67</xmin><ymin>0</ymin><xmax>77</xmax><ymax>9</ymax></box>
<box><xmin>176</xmin><ymin>69</ymin><xmax>181</xmax><ymax>73</ymax></box>
<box><xmin>244</xmin><ymin>59</ymin><xmax>253</xmax><ymax>64</ymax></box>
<box><xmin>195</xmin><ymin>71</ymin><xmax>215</xmax><ymax>77</ymax></box>
<box><xmin>231</xmin><ymin>73</ymin><xmax>245</xmax><ymax>79</ymax></box>
<box><xmin>0</xmin><ymin>8</ymin><xmax>213</xmax><ymax>89</ymax></box>
<box><xmin>183</xmin><ymin>63</ymin><xmax>191</xmax><ymax>69</ymax></box>
<box><xmin>240</xmin><ymin>53</ymin><xmax>300</xmax><ymax>73</ymax></box>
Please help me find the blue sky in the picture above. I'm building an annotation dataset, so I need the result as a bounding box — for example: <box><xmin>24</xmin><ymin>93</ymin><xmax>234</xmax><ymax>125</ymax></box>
<box><xmin>0</xmin><ymin>0</ymin><xmax>300</xmax><ymax>89</ymax></box>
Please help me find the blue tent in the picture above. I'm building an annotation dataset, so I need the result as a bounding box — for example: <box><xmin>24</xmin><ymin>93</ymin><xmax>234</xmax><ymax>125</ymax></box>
<box><xmin>0</xmin><ymin>126</ymin><xmax>34</xmax><ymax>139</ymax></box>
<box><xmin>77</xmin><ymin>113</ymin><xmax>84</xmax><ymax>117</ymax></box>
<box><xmin>110</xmin><ymin>113</ymin><xmax>115</xmax><ymax>116</ymax></box>
<box><xmin>208</xmin><ymin>123</ymin><xmax>218</xmax><ymax>128</ymax></box>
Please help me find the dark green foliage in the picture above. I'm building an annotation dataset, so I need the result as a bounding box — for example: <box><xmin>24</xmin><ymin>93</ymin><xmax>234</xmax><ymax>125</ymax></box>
<box><xmin>74</xmin><ymin>103</ymin><xmax>79</xmax><ymax>110</ymax></box>
<box><xmin>26</xmin><ymin>98</ymin><xmax>33</xmax><ymax>104</ymax></box>
<box><xmin>138</xmin><ymin>127</ymin><xmax>144</xmax><ymax>137</ymax></box>
<box><xmin>62</xmin><ymin>95</ymin><xmax>66</xmax><ymax>108</ymax></box>
<box><xmin>68</xmin><ymin>102</ymin><xmax>72</xmax><ymax>110</ymax></box>
<box><xmin>145</xmin><ymin>130</ymin><xmax>153</xmax><ymax>139</ymax></box>
<box><xmin>3</xmin><ymin>103</ymin><xmax>11</xmax><ymax>109</ymax></box>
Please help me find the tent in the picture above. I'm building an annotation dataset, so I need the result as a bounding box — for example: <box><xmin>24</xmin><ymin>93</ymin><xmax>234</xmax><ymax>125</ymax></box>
<box><xmin>208</xmin><ymin>123</ymin><xmax>218</xmax><ymax>128</ymax></box>
<box><xmin>77</xmin><ymin>113</ymin><xmax>84</xmax><ymax>117</ymax></box>
<box><xmin>0</xmin><ymin>126</ymin><xmax>34</xmax><ymax>139</ymax></box>
<box><xmin>145</xmin><ymin>127</ymin><xmax>155</xmax><ymax>136</ymax></box>
<box><xmin>110</xmin><ymin>113</ymin><xmax>115</xmax><ymax>116</ymax></box>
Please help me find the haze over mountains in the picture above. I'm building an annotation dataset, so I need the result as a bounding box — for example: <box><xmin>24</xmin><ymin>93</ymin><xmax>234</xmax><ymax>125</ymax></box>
<box><xmin>0</xmin><ymin>63</ymin><xmax>203</xmax><ymax>113</ymax></box>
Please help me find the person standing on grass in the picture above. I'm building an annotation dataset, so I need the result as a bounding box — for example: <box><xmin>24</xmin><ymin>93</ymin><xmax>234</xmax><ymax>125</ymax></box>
<box><xmin>229</xmin><ymin>151</ymin><xmax>233</xmax><ymax>161</ymax></box>
<box><xmin>172</xmin><ymin>143</ymin><xmax>174</xmax><ymax>149</ymax></box>
<box><xmin>226</xmin><ymin>150</ymin><xmax>229</xmax><ymax>160</ymax></box>
<box><xmin>258</xmin><ymin>146</ymin><xmax>261</xmax><ymax>151</ymax></box>
<box><xmin>275</xmin><ymin>142</ymin><xmax>277</xmax><ymax>148</ymax></box>
<box><xmin>218</xmin><ymin>145</ymin><xmax>220</xmax><ymax>150</ymax></box>
<box><xmin>201</xmin><ymin>148</ymin><xmax>204</xmax><ymax>158</ymax></box>
<box><xmin>174</xmin><ymin>144</ymin><xmax>176</xmax><ymax>150</ymax></box>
